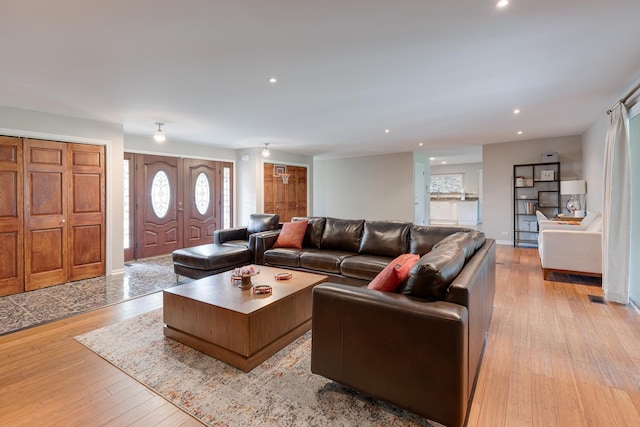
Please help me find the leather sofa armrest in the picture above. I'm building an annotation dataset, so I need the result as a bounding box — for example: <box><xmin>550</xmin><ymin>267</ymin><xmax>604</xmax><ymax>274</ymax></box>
<box><xmin>214</xmin><ymin>227</ymin><xmax>248</xmax><ymax>245</ymax></box>
<box><xmin>250</xmin><ymin>230</ymin><xmax>281</xmax><ymax>265</ymax></box>
<box><xmin>311</xmin><ymin>283</ymin><xmax>469</xmax><ymax>427</ymax></box>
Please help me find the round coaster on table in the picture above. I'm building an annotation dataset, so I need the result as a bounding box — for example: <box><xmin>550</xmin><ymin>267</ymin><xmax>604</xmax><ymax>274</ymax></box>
<box><xmin>253</xmin><ymin>285</ymin><xmax>272</xmax><ymax>295</ymax></box>
<box><xmin>275</xmin><ymin>272</ymin><xmax>292</xmax><ymax>280</ymax></box>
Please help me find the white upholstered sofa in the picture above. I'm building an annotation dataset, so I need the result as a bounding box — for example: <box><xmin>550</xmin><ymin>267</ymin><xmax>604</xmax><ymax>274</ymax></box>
<box><xmin>537</xmin><ymin>211</ymin><xmax>603</xmax><ymax>279</ymax></box>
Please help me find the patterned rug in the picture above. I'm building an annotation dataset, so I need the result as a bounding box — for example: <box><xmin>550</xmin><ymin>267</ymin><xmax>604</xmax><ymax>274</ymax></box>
<box><xmin>75</xmin><ymin>309</ymin><xmax>436</xmax><ymax>427</ymax></box>
<box><xmin>0</xmin><ymin>256</ymin><xmax>184</xmax><ymax>336</ymax></box>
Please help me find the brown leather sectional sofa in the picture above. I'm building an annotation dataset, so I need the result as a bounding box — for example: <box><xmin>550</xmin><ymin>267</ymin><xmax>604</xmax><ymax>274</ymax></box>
<box><xmin>255</xmin><ymin>216</ymin><xmax>496</xmax><ymax>427</ymax></box>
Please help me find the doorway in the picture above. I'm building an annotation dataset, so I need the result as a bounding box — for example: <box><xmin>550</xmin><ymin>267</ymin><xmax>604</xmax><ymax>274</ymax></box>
<box><xmin>124</xmin><ymin>153</ymin><xmax>233</xmax><ymax>261</ymax></box>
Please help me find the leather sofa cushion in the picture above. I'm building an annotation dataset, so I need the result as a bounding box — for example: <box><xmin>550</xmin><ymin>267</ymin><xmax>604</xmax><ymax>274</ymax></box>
<box><xmin>340</xmin><ymin>254</ymin><xmax>392</xmax><ymax>281</ymax></box>
<box><xmin>409</xmin><ymin>225</ymin><xmax>474</xmax><ymax>255</ymax></box>
<box><xmin>321</xmin><ymin>218</ymin><xmax>364</xmax><ymax>253</ymax></box>
<box><xmin>358</xmin><ymin>220</ymin><xmax>410</xmax><ymax>257</ymax></box>
<box><xmin>292</xmin><ymin>216</ymin><xmax>326</xmax><ymax>248</ymax></box>
<box><xmin>247</xmin><ymin>213</ymin><xmax>280</xmax><ymax>234</ymax></box>
<box><xmin>221</xmin><ymin>240</ymin><xmax>250</xmax><ymax>248</ymax></box>
<box><xmin>300</xmin><ymin>250</ymin><xmax>357</xmax><ymax>274</ymax></box>
<box><xmin>264</xmin><ymin>248</ymin><xmax>303</xmax><ymax>268</ymax></box>
<box><xmin>432</xmin><ymin>231</ymin><xmax>486</xmax><ymax>262</ymax></box>
<box><xmin>400</xmin><ymin>242</ymin><xmax>465</xmax><ymax>300</ymax></box>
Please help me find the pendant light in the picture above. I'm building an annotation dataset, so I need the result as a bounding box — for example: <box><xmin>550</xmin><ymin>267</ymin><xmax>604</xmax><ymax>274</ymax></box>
<box><xmin>153</xmin><ymin>122</ymin><xmax>166</xmax><ymax>142</ymax></box>
<box><xmin>262</xmin><ymin>143</ymin><xmax>270</xmax><ymax>157</ymax></box>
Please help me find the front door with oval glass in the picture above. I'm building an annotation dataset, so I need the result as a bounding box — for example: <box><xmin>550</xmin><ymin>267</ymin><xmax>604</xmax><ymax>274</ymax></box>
<box><xmin>129</xmin><ymin>154</ymin><xmax>231</xmax><ymax>260</ymax></box>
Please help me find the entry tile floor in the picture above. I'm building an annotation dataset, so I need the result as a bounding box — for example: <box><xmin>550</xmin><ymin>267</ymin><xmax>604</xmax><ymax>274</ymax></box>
<box><xmin>0</xmin><ymin>255</ymin><xmax>183</xmax><ymax>336</ymax></box>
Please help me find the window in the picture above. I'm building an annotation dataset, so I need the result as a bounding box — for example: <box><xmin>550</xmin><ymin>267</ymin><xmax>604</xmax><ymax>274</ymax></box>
<box><xmin>194</xmin><ymin>172</ymin><xmax>210</xmax><ymax>215</ymax></box>
<box><xmin>151</xmin><ymin>170</ymin><xmax>171</xmax><ymax>218</ymax></box>
<box><xmin>123</xmin><ymin>159</ymin><xmax>130</xmax><ymax>249</ymax></box>
<box><xmin>223</xmin><ymin>166</ymin><xmax>231</xmax><ymax>228</ymax></box>
<box><xmin>430</xmin><ymin>173</ymin><xmax>464</xmax><ymax>193</ymax></box>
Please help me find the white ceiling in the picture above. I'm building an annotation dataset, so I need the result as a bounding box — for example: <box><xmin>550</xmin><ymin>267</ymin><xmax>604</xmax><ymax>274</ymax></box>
<box><xmin>1</xmin><ymin>1</ymin><xmax>639</xmax><ymax>160</ymax></box>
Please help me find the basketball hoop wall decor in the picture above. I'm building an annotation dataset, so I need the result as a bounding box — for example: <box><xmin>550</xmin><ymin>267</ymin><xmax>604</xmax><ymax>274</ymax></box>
<box><xmin>273</xmin><ymin>164</ymin><xmax>290</xmax><ymax>183</ymax></box>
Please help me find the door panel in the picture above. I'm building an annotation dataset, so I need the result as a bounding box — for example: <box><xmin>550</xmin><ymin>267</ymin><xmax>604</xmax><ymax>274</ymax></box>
<box><xmin>264</xmin><ymin>164</ymin><xmax>276</xmax><ymax>214</ymax></box>
<box><xmin>136</xmin><ymin>155</ymin><xmax>183</xmax><ymax>258</ymax></box>
<box><xmin>67</xmin><ymin>143</ymin><xmax>105</xmax><ymax>281</ymax></box>
<box><xmin>24</xmin><ymin>139</ymin><xmax>67</xmax><ymax>290</ymax></box>
<box><xmin>0</xmin><ymin>136</ymin><xmax>23</xmax><ymax>296</ymax></box>
<box><xmin>183</xmin><ymin>158</ymin><xmax>219</xmax><ymax>248</ymax></box>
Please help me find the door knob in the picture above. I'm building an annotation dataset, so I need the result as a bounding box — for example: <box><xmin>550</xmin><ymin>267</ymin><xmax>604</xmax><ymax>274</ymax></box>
<box><xmin>61</xmin><ymin>219</ymin><xmax>66</xmax><ymax>223</ymax></box>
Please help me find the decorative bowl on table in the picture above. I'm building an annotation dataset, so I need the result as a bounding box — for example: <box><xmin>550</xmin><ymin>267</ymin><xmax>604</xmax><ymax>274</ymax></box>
<box><xmin>231</xmin><ymin>266</ymin><xmax>260</xmax><ymax>289</ymax></box>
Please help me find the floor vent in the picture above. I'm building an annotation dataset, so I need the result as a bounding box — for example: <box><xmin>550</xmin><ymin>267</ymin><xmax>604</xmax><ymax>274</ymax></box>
<box><xmin>588</xmin><ymin>295</ymin><xmax>607</xmax><ymax>304</ymax></box>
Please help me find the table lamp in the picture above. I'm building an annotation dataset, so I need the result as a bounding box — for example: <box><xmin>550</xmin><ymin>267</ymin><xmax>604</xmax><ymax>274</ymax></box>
<box><xmin>560</xmin><ymin>180</ymin><xmax>586</xmax><ymax>217</ymax></box>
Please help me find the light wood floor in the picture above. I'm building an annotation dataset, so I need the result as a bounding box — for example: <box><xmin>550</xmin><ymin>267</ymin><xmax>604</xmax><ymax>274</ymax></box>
<box><xmin>1</xmin><ymin>246</ymin><xmax>639</xmax><ymax>426</ymax></box>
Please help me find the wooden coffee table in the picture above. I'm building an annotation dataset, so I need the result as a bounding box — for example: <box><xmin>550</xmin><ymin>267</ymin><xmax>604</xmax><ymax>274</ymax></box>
<box><xmin>163</xmin><ymin>266</ymin><xmax>327</xmax><ymax>372</ymax></box>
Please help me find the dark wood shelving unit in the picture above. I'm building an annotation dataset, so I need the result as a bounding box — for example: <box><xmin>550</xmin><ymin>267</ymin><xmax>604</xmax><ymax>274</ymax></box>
<box><xmin>513</xmin><ymin>162</ymin><xmax>560</xmax><ymax>247</ymax></box>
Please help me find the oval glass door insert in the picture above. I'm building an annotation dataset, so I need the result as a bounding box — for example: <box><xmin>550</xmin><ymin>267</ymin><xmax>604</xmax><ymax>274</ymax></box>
<box><xmin>194</xmin><ymin>172</ymin><xmax>210</xmax><ymax>215</ymax></box>
<box><xmin>151</xmin><ymin>170</ymin><xmax>171</xmax><ymax>218</ymax></box>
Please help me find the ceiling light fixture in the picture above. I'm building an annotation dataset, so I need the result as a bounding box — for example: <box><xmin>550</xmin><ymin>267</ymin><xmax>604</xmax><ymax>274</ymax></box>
<box><xmin>262</xmin><ymin>143</ymin><xmax>271</xmax><ymax>157</ymax></box>
<box><xmin>419</xmin><ymin>142</ymin><xmax>423</xmax><ymax>146</ymax></box>
<box><xmin>429</xmin><ymin>157</ymin><xmax>435</xmax><ymax>161</ymax></box>
<box><xmin>497</xmin><ymin>0</ymin><xmax>509</xmax><ymax>8</ymax></box>
<box><xmin>269</xmin><ymin>77</ymin><xmax>277</xmax><ymax>83</ymax></box>
<box><xmin>513</xmin><ymin>108</ymin><xmax>520</xmax><ymax>114</ymax></box>
<box><xmin>153</xmin><ymin>122</ymin><xmax>166</xmax><ymax>142</ymax></box>
<box><xmin>441</xmin><ymin>161</ymin><xmax>447</xmax><ymax>164</ymax></box>
<box><xmin>517</xmin><ymin>131</ymin><xmax>523</xmax><ymax>135</ymax></box>
<box><xmin>384</xmin><ymin>129</ymin><xmax>390</xmax><ymax>133</ymax></box>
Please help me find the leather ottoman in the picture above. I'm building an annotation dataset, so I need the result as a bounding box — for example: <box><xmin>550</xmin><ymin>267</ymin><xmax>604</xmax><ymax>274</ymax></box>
<box><xmin>172</xmin><ymin>244</ymin><xmax>252</xmax><ymax>279</ymax></box>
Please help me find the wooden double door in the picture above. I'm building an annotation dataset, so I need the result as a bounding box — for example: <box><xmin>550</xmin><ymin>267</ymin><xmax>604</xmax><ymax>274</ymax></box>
<box><xmin>0</xmin><ymin>136</ymin><xmax>105</xmax><ymax>296</ymax></box>
<box><xmin>263</xmin><ymin>164</ymin><xmax>307</xmax><ymax>222</ymax></box>
<box><xmin>125</xmin><ymin>154</ymin><xmax>233</xmax><ymax>261</ymax></box>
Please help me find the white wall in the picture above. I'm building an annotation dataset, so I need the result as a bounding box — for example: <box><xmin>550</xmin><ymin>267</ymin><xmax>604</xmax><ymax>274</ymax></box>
<box><xmin>483</xmin><ymin>136</ymin><xmax>582</xmax><ymax>244</ymax></box>
<box><xmin>235</xmin><ymin>148</ymin><xmax>313</xmax><ymax>226</ymax></box>
<box><xmin>581</xmin><ymin>114</ymin><xmax>608</xmax><ymax>213</ymax></box>
<box><xmin>313</xmin><ymin>152</ymin><xmax>414</xmax><ymax>221</ymax></box>
<box><xmin>0</xmin><ymin>106</ymin><xmax>125</xmax><ymax>275</ymax></box>
<box><xmin>124</xmin><ymin>134</ymin><xmax>237</xmax><ymax>161</ymax></box>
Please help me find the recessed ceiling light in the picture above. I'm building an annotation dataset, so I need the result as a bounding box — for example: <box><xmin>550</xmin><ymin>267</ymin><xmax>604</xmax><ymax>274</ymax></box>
<box><xmin>269</xmin><ymin>77</ymin><xmax>277</xmax><ymax>83</ymax></box>
<box><xmin>384</xmin><ymin>129</ymin><xmax>390</xmax><ymax>133</ymax></box>
<box><xmin>497</xmin><ymin>0</ymin><xmax>509</xmax><ymax>8</ymax></box>
<box><xmin>429</xmin><ymin>157</ymin><xmax>435</xmax><ymax>161</ymax></box>
<box><xmin>441</xmin><ymin>161</ymin><xmax>447</xmax><ymax>164</ymax></box>
<box><xmin>419</xmin><ymin>142</ymin><xmax>423</xmax><ymax>146</ymax></box>
<box><xmin>513</xmin><ymin>108</ymin><xmax>520</xmax><ymax>114</ymax></box>
<box><xmin>517</xmin><ymin>131</ymin><xmax>523</xmax><ymax>135</ymax></box>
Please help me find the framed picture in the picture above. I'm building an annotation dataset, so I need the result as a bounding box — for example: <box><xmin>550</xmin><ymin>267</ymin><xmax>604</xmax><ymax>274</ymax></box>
<box><xmin>273</xmin><ymin>165</ymin><xmax>287</xmax><ymax>177</ymax></box>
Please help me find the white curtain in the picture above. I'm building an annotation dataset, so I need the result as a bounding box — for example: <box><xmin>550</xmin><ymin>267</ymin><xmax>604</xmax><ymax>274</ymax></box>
<box><xmin>602</xmin><ymin>104</ymin><xmax>631</xmax><ymax>304</ymax></box>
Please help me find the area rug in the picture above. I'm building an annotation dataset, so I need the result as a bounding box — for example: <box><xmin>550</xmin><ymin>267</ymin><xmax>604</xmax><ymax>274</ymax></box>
<box><xmin>75</xmin><ymin>309</ymin><xmax>435</xmax><ymax>426</ymax></box>
<box><xmin>0</xmin><ymin>256</ymin><xmax>184</xmax><ymax>336</ymax></box>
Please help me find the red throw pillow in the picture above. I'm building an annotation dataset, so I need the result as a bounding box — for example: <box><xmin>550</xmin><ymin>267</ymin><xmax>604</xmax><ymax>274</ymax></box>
<box><xmin>367</xmin><ymin>253</ymin><xmax>420</xmax><ymax>292</ymax></box>
<box><xmin>273</xmin><ymin>220</ymin><xmax>309</xmax><ymax>249</ymax></box>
